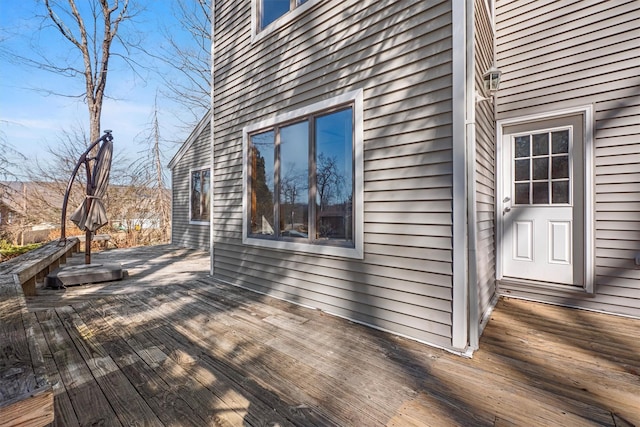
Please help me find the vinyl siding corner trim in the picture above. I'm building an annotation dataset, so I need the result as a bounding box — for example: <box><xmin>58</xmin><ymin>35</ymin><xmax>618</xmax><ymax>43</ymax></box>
<box><xmin>451</xmin><ymin>0</ymin><xmax>470</xmax><ymax>352</ymax></box>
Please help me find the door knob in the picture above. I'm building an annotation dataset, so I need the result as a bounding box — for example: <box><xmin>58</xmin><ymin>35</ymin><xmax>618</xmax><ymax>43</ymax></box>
<box><xmin>504</xmin><ymin>207</ymin><xmax>511</xmax><ymax>213</ymax></box>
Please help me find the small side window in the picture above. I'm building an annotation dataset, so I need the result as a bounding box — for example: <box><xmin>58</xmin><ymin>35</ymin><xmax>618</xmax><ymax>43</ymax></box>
<box><xmin>190</xmin><ymin>168</ymin><xmax>210</xmax><ymax>223</ymax></box>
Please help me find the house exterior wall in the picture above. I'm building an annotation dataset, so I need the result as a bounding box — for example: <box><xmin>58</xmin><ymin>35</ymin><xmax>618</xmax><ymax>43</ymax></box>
<box><xmin>474</xmin><ymin>0</ymin><xmax>498</xmax><ymax>327</ymax></box>
<box><xmin>495</xmin><ymin>1</ymin><xmax>640</xmax><ymax>317</ymax></box>
<box><xmin>170</xmin><ymin>119</ymin><xmax>211</xmax><ymax>251</ymax></box>
<box><xmin>213</xmin><ymin>0</ymin><xmax>457</xmax><ymax>348</ymax></box>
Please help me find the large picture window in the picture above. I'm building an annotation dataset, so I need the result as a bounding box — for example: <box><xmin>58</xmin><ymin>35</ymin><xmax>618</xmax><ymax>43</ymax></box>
<box><xmin>190</xmin><ymin>168</ymin><xmax>210</xmax><ymax>223</ymax></box>
<box><xmin>250</xmin><ymin>106</ymin><xmax>353</xmax><ymax>245</ymax></box>
<box><xmin>243</xmin><ymin>90</ymin><xmax>363</xmax><ymax>258</ymax></box>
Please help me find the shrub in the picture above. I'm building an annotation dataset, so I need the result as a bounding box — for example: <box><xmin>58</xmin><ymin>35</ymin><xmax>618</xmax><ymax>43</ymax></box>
<box><xmin>0</xmin><ymin>240</ymin><xmax>42</xmax><ymax>262</ymax></box>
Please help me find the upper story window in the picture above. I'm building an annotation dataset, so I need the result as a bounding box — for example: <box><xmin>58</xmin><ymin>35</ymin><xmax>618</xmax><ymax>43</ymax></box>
<box><xmin>190</xmin><ymin>168</ymin><xmax>210</xmax><ymax>224</ymax></box>
<box><xmin>259</xmin><ymin>0</ymin><xmax>308</xmax><ymax>29</ymax></box>
<box><xmin>242</xmin><ymin>90</ymin><xmax>364</xmax><ymax>259</ymax></box>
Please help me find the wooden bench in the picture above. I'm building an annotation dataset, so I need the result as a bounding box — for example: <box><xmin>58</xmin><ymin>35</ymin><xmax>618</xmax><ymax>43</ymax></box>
<box><xmin>0</xmin><ymin>238</ymin><xmax>79</xmax><ymax>427</ymax></box>
<box><xmin>2</xmin><ymin>239</ymin><xmax>80</xmax><ymax>297</ymax></box>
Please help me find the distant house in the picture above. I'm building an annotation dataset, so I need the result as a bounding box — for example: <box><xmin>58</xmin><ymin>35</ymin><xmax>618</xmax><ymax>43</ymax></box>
<box><xmin>170</xmin><ymin>1</ymin><xmax>640</xmax><ymax>355</ymax></box>
<box><xmin>0</xmin><ymin>180</ymin><xmax>170</xmax><ymax>246</ymax></box>
<box><xmin>0</xmin><ymin>181</ymin><xmax>60</xmax><ymax>244</ymax></box>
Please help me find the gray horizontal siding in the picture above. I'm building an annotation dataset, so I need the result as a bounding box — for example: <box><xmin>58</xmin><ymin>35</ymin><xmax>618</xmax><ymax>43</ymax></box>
<box><xmin>213</xmin><ymin>0</ymin><xmax>455</xmax><ymax>347</ymax></box>
<box><xmin>171</xmin><ymin>121</ymin><xmax>211</xmax><ymax>251</ymax></box>
<box><xmin>474</xmin><ymin>0</ymin><xmax>497</xmax><ymax>327</ymax></box>
<box><xmin>496</xmin><ymin>0</ymin><xmax>640</xmax><ymax>317</ymax></box>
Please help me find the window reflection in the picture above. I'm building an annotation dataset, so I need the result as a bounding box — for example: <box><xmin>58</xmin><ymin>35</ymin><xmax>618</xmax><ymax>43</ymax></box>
<box><xmin>191</xmin><ymin>169</ymin><xmax>210</xmax><ymax>222</ymax></box>
<box><xmin>515</xmin><ymin>136</ymin><xmax>530</xmax><ymax>158</ymax></box>
<box><xmin>515</xmin><ymin>183</ymin><xmax>529</xmax><ymax>205</ymax></box>
<box><xmin>280</xmin><ymin>121</ymin><xmax>309</xmax><ymax>239</ymax></box>
<box><xmin>532</xmin><ymin>182</ymin><xmax>549</xmax><ymax>204</ymax></box>
<box><xmin>250</xmin><ymin>131</ymin><xmax>275</xmax><ymax>235</ymax></box>
<box><xmin>515</xmin><ymin>159</ymin><xmax>530</xmax><ymax>181</ymax></box>
<box><xmin>532</xmin><ymin>133</ymin><xmax>549</xmax><ymax>156</ymax></box>
<box><xmin>533</xmin><ymin>158</ymin><xmax>548</xmax><ymax>180</ymax></box>
<box><xmin>552</xmin><ymin>156</ymin><xmax>569</xmax><ymax>179</ymax></box>
<box><xmin>261</xmin><ymin>0</ymin><xmax>290</xmax><ymax>28</ymax></box>
<box><xmin>191</xmin><ymin>172</ymin><xmax>200</xmax><ymax>219</ymax></box>
<box><xmin>552</xmin><ymin>130</ymin><xmax>569</xmax><ymax>154</ymax></box>
<box><xmin>552</xmin><ymin>181</ymin><xmax>569</xmax><ymax>204</ymax></box>
<box><xmin>315</xmin><ymin>108</ymin><xmax>353</xmax><ymax>242</ymax></box>
<box><xmin>248</xmin><ymin>106</ymin><xmax>354</xmax><ymax>246</ymax></box>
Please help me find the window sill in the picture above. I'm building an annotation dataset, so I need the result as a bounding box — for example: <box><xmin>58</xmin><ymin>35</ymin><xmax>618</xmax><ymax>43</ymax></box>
<box><xmin>190</xmin><ymin>220</ymin><xmax>210</xmax><ymax>226</ymax></box>
<box><xmin>244</xmin><ymin>236</ymin><xmax>363</xmax><ymax>259</ymax></box>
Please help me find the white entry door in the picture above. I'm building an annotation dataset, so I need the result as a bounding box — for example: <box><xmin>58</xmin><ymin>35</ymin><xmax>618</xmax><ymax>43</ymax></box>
<box><xmin>501</xmin><ymin>126</ymin><xmax>575</xmax><ymax>284</ymax></box>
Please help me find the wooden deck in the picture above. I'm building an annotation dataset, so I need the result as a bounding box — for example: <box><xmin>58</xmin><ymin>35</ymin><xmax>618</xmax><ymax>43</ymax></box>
<box><xmin>22</xmin><ymin>245</ymin><xmax>640</xmax><ymax>426</ymax></box>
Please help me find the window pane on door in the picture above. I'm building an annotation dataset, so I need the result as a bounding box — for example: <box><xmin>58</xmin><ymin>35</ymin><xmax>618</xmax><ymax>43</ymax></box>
<box><xmin>552</xmin><ymin>181</ymin><xmax>569</xmax><ymax>204</ymax></box>
<box><xmin>515</xmin><ymin>159</ymin><xmax>530</xmax><ymax>181</ymax></box>
<box><xmin>515</xmin><ymin>183</ymin><xmax>530</xmax><ymax>205</ymax></box>
<box><xmin>533</xmin><ymin>158</ymin><xmax>548</xmax><ymax>180</ymax></box>
<box><xmin>515</xmin><ymin>136</ymin><xmax>530</xmax><ymax>158</ymax></box>
<box><xmin>552</xmin><ymin>130</ymin><xmax>569</xmax><ymax>154</ymax></box>
<box><xmin>532</xmin><ymin>133</ymin><xmax>549</xmax><ymax>156</ymax></box>
<box><xmin>552</xmin><ymin>156</ymin><xmax>569</xmax><ymax>179</ymax></box>
<box><xmin>533</xmin><ymin>182</ymin><xmax>549</xmax><ymax>204</ymax></box>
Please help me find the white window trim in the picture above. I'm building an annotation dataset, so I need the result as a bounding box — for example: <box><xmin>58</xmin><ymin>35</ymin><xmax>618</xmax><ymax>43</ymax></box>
<box><xmin>189</xmin><ymin>166</ymin><xmax>211</xmax><ymax>226</ymax></box>
<box><xmin>242</xmin><ymin>89</ymin><xmax>364</xmax><ymax>259</ymax></box>
<box><xmin>496</xmin><ymin>105</ymin><xmax>595</xmax><ymax>293</ymax></box>
<box><xmin>251</xmin><ymin>0</ymin><xmax>321</xmax><ymax>44</ymax></box>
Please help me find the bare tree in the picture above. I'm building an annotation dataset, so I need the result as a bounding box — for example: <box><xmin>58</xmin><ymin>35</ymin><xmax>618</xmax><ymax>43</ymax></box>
<box><xmin>316</xmin><ymin>153</ymin><xmax>344</xmax><ymax>211</ymax></box>
<box><xmin>154</xmin><ymin>0</ymin><xmax>211</xmax><ymax>123</ymax></box>
<box><xmin>125</xmin><ymin>96</ymin><xmax>171</xmax><ymax>244</ymax></box>
<box><xmin>41</xmin><ymin>0</ymin><xmax>133</xmax><ymax>143</ymax></box>
<box><xmin>0</xmin><ymin>131</ymin><xmax>25</xmax><ymax>185</ymax></box>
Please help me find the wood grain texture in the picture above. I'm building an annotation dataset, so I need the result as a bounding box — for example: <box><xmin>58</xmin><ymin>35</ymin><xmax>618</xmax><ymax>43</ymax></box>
<box><xmin>0</xmin><ymin>273</ymin><xmax>53</xmax><ymax>427</ymax></box>
<box><xmin>14</xmin><ymin>245</ymin><xmax>639</xmax><ymax>426</ymax></box>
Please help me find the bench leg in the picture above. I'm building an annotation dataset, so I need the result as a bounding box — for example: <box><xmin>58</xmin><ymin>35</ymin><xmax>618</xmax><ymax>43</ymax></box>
<box><xmin>22</xmin><ymin>277</ymin><xmax>37</xmax><ymax>296</ymax></box>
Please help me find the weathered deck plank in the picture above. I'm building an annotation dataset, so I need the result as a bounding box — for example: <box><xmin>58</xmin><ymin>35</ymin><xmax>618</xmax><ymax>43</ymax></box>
<box><xmin>109</xmin><ymin>290</ymin><xmax>339</xmax><ymax>426</ymax></box>
<box><xmin>13</xmin><ymin>245</ymin><xmax>639</xmax><ymax>426</ymax></box>
<box><xmin>28</xmin><ymin>312</ymin><xmax>79</xmax><ymax>427</ymax></box>
<box><xmin>35</xmin><ymin>310</ymin><xmax>121</xmax><ymax>427</ymax></box>
<box><xmin>0</xmin><ymin>275</ymin><xmax>53</xmax><ymax>427</ymax></box>
<box><xmin>73</xmin><ymin>300</ymin><xmax>217</xmax><ymax>427</ymax></box>
<box><xmin>55</xmin><ymin>305</ymin><xmax>164</xmax><ymax>426</ymax></box>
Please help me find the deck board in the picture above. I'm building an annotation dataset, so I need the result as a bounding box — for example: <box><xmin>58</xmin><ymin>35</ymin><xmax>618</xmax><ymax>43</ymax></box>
<box><xmin>15</xmin><ymin>245</ymin><xmax>639</xmax><ymax>426</ymax></box>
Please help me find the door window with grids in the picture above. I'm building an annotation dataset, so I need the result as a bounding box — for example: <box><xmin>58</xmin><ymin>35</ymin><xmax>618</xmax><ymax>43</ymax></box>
<box><xmin>513</xmin><ymin>129</ymin><xmax>571</xmax><ymax>205</ymax></box>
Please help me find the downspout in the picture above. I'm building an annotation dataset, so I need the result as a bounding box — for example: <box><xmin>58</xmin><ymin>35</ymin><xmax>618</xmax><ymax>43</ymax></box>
<box><xmin>209</xmin><ymin>1</ymin><xmax>216</xmax><ymax>277</ymax></box>
<box><xmin>466</xmin><ymin>0</ymin><xmax>480</xmax><ymax>351</ymax></box>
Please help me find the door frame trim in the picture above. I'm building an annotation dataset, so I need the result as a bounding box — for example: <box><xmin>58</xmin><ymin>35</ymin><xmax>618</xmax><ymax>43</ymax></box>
<box><xmin>496</xmin><ymin>105</ymin><xmax>595</xmax><ymax>293</ymax></box>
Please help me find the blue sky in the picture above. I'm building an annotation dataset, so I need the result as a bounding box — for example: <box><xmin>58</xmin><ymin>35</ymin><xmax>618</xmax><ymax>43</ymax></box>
<box><xmin>0</xmin><ymin>1</ymin><xmax>207</xmax><ymax>180</ymax></box>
